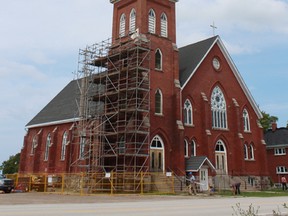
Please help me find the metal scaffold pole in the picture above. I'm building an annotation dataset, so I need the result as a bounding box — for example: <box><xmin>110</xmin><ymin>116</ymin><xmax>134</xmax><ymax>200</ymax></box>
<box><xmin>70</xmin><ymin>34</ymin><xmax>151</xmax><ymax>192</ymax></box>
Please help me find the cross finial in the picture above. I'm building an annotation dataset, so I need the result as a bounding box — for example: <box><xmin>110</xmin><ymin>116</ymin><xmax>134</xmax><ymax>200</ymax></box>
<box><xmin>210</xmin><ymin>22</ymin><xmax>217</xmax><ymax>36</ymax></box>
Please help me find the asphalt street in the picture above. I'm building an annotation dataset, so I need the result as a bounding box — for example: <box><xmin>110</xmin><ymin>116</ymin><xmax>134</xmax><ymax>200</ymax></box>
<box><xmin>0</xmin><ymin>194</ymin><xmax>288</xmax><ymax>215</ymax></box>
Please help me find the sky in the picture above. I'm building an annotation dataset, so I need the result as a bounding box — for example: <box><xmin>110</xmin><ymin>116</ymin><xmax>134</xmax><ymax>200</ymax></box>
<box><xmin>1</xmin><ymin>0</ymin><xmax>288</xmax><ymax>165</ymax></box>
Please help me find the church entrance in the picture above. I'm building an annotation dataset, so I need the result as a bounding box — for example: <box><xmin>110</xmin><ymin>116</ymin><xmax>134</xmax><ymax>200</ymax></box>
<box><xmin>215</xmin><ymin>140</ymin><xmax>227</xmax><ymax>174</ymax></box>
<box><xmin>199</xmin><ymin>168</ymin><xmax>209</xmax><ymax>191</ymax></box>
<box><xmin>150</xmin><ymin>135</ymin><xmax>164</xmax><ymax>172</ymax></box>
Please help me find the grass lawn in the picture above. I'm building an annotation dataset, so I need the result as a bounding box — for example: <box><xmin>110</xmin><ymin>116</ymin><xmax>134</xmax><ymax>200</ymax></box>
<box><xmin>217</xmin><ymin>189</ymin><xmax>288</xmax><ymax>197</ymax></box>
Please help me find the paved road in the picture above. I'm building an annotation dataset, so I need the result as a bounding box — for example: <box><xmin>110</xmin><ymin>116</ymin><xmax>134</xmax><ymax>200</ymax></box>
<box><xmin>0</xmin><ymin>194</ymin><xmax>288</xmax><ymax>215</ymax></box>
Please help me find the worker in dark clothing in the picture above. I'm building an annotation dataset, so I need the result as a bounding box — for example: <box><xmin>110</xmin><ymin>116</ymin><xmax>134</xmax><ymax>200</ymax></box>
<box><xmin>232</xmin><ymin>182</ymin><xmax>241</xmax><ymax>195</ymax></box>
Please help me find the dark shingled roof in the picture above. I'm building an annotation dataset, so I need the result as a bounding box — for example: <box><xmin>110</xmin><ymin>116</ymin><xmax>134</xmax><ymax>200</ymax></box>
<box><xmin>185</xmin><ymin>156</ymin><xmax>215</xmax><ymax>172</ymax></box>
<box><xmin>26</xmin><ymin>36</ymin><xmax>219</xmax><ymax>127</ymax></box>
<box><xmin>26</xmin><ymin>80</ymin><xmax>79</xmax><ymax>127</ymax></box>
<box><xmin>179</xmin><ymin>36</ymin><xmax>218</xmax><ymax>86</ymax></box>
<box><xmin>264</xmin><ymin>128</ymin><xmax>288</xmax><ymax>147</ymax></box>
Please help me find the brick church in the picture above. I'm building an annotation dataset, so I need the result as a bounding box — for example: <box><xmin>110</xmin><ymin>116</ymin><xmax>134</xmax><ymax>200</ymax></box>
<box><xmin>19</xmin><ymin>0</ymin><xmax>269</xmax><ymax>191</ymax></box>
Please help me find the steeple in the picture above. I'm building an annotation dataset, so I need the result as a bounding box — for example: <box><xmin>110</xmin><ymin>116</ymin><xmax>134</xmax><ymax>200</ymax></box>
<box><xmin>110</xmin><ymin>0</ymin><xmax>178</xmax><ymax>43</ymax></box>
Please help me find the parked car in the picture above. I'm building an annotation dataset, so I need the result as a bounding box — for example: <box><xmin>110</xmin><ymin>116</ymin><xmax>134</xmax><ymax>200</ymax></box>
<box><xmin>0</xmin><ymin>174</ymin><xmax>14</xmax><ymax>193</ymax></box>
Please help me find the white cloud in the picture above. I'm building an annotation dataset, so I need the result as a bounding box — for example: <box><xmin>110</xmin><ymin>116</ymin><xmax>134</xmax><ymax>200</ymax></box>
<box><xmin>0</xmin><ymin>59</ymin><xmax>47</xmax><ymax>81</ymax></box>
<box><xmin>177</xmin><ymin>0</ymin><xmax>288</xmax><ymax>53</ymax></box>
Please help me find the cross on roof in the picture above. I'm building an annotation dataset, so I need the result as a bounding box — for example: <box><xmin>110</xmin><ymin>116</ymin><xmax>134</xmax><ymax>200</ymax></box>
<box><xmin>210</xmin><ymin>22</ymin><xmax>217</xmax><ymax>36</ymax></box>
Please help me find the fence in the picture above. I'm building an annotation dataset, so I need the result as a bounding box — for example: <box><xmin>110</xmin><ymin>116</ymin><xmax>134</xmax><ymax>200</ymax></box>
<box><xmin>7</xmin><ymin>172</ymin><xmax>182</xmax><ymax>195</ymax></box>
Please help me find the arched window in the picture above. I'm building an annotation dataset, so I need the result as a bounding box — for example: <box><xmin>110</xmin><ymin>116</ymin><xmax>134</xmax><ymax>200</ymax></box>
<box><xmin>184</xmin><ymin>99</ymin><xmax>193</xmax><ymax>125</ymax></box>
<box><xmin>184</xmin><ymin>139</ymin><xmax>189</xmax><ymax>158</ymax></box>
<box><xmin>119</xmin><ymin>13</ymin><xmax>126</xmax><ymax>37</ymax></box>
<box><xmin>191</xmin><ymin>140</ymin><xmax>196</xmax><ymax>156</ymax></box>
<box><xmin>129</xmin><ymin>9</ymin><xmax>136</xmax><ymax>33</ymax></box>
<box><xmin>160</xmin><ymin>13</ymin><xmax>168</xmax><ymax>37</ymax></box>
<box><xmin>244</xmin><ymin>143</ymin><xmax>248</xmax><ymax>160</ymax></box>
<box><xmin>155</xmin><ymin>89</ymin><xmax>163</xmax><ymax>115</ymax></box>
<box><xmin>155</xmin><ymin>49</ymin><xmax>162</xmax><ymax>70</ymax></box>
<box><xmin>215</xmin><ymin>140</ymin><xmax>225</xmax><ymax>152</ymax></box>
<box><xmin>61</xmin><ymin>131</ymin><xmax>68</xmax><ymax>160</ymax></box>
<box><xmin>151</xmin><ymin>135</ymin><xmax>163</xmax><ymax>149</ymax></box>
<box><xmin>79</xmin><ymin>132</ymin><xmax>86</xmax><ymax>159</ymax></box>
<box><xmin>243</xmin><ymin>109</ymin><xmax>251</xmax><ymax>132</ymax></box>
<box><xmin>211</xmin><ymin>86</ymin><xmax>227</xmax><ymax>129</ymax></box>
<box><xmin>249</xmin><ymin>144</ymin><xmax>254</xmax><ymax>160</ymax></box>
<box><xmin>119</xmin><ymin>136</ymin><xmax>125</xmax><ymax>154</ymax></box>
<box><xmin>31</xmin><ymin>135</ymin><xmax>37</xmax><ymax>155</ymax></box>
<box><xmin>148</xmin><ymin>9</ymin><xmax>156</xmax><ymax>33</ymax></box>
<box><xmin>44</xmin><ymin>134</ymin><xmax>51</xmax><ymax>161</ymax></box>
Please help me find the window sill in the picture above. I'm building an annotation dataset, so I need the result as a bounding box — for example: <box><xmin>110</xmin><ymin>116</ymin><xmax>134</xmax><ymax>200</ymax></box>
<box><xmin>154</xmin><ymin>113</ymin><xmax>164</xmax><ymax>117</ymax></box>
<box><xmin>184</xmin><ymin>124</ymin><xmax>194</xmax><ymax>128</ymax></box>
<box><xmin>245</xmin><ymin>159</ymin><xmax>255</xmax><ymax>162</ymax></box>
<box><xmin>212</xmin><ymin>127</ymin><xmax>229</xmax><ymax>131</ymax></box>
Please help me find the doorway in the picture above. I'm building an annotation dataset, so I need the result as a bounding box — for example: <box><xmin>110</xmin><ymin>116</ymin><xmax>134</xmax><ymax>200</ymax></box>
<box><xmin>150</xmin><ymin>135</ymin><xmax>164</xmax><ymax>172</ymax></box>
<box><xmin>199</xmin><ymin>168</ymin><xmax>209</xmax><ymax>191</ymax></box>
<box><xmin>215</xmin><ymin>139</ymin><xmax>227</xmax><ymax>174</ymax></box>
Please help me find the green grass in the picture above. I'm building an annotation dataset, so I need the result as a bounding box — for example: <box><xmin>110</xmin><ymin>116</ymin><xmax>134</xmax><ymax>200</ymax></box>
<box><xmin>217</xmin><ymin>189</ymin><xmax>288</xmax><ymax>197</ymax></box>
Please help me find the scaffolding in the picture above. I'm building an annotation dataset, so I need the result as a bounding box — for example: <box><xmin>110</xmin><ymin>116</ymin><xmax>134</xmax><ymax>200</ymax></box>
<box><xmin>70</xmin><ymin>34</ymin><xmax>151</xmax><ymax>192</ymax></box>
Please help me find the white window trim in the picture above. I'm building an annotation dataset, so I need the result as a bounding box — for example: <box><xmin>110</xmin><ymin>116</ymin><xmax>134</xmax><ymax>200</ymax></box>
<box><xmin>44</xmin><ymin>134</ymin><xmax>51</xmax><ymax>161</ymax></box>
<box><xmin>148</xmin><ymin>9</ymin><xmax>156</xmax><ymax>34</ymax></box>
<box><xmin>274</xmin><ymin>148</ymin><xmax>286</xmax><ymax>156</ymax></box>
<box><xmin>184</xmin><ymin>139</ymin><xmax>189</xmax><ymax>158</ymax></box>
<box><xmin>211</xmin><ymin>86</ymin><xmax>228</xmax><ymax>129</ymax></box>
<box><xmin>155</xmin><ymin>89</ymin><xmax>163</xmax><ymax>115</ymax></box>
<box><xmin>155</xmin><ymin>49</ymin><xmax>162</xmax><ymax>70</ymax></box>
<box><xmin>191</xmin><ymin>140</ymin><xmax>196</xmax><ymax>157</ymax></box>
<box><xmin>184</xmin><ymin>99</ymin><xmax>193</xmax><ymax>126</ymax></box>
<box><xmin>249</xmin><ymin>144</ymin><xmax>255</xmax><ymax>160</ymax></box>
<box><xmin>119</xmin><ymin>13</ymin><xmax>126</xmax><ymax>37</ymax></box>
<box><xmin>244</xmin><ymin>144</ymin><xmax>248</xmax><ymax>160</ymax></box>
<box><xmin>79</xmin><ymin>134</ymin><xmax>86</xmax><ymax>160</ymax></box>
<box><xmin>276</xmin><ymin>166</ymin><xmax>288</xmax><ymax>174</ymax></box>
<box><xmin>31</xmin><ymin>136</ymin><xmax>37</xmax><ymax>155</ymax></box>
<box><xmin>129</xmin><ymin>9</ymin><xmax>136</xmax><ymax>33</ymax></box>
<box><xmin>160</xmin><ymin>13</ymin><xmax>168</xmax><ymax>37</ymax></box>
<box><xmin>243</xmin><ymin>109</ymin><xmax>251</xmax><ymax>132</ymax></box>
<box><xmin>60</xmin><ymin>131</ymin><xmax>68</xmax><ymax>160</ymax></box>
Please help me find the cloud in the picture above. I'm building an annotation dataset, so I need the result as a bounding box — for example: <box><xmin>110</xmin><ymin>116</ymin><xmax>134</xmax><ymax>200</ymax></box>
<box><xmin>177</xmin><ymin>0</ymin><xmax>288</xmax><ymax>53</ymax></box>
<box><xmin>0</xmin><ymin>0</ymin><xmax>113</xmax><ymax>53</ymax></box>
<box><xmin>0</xmin><ymin>59</ymin><xmax>47</xmax><ymax>81</ymax></box>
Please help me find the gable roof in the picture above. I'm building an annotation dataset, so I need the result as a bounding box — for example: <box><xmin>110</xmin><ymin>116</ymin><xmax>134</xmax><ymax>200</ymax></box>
<box><xmin>265</xmin><ymin>128</ymin><xmax>288</xmax><ymax>148</ymax></box>
<box><xmin>179</xmin><ymin>36</ymin><xmax>218</xmax><ymax>86</ymax></box>
<box><xmin>26</xmin><ymin>36</ymin><xmax>263</xmax><ymax>128</ymax></box>
<box><xmin>185</xmin><ymin>156</ymin><xmax>215</xmax><ymax>172</ymax></box>
<box><xmin>26</xmin><ymin>80</ymin><xmax>79</xmax><ymax>128</ymax></box>
<box><xmin>179</xmin><ymin>35</ymin><xmax>262</xmax><ymax>119</ymax></box>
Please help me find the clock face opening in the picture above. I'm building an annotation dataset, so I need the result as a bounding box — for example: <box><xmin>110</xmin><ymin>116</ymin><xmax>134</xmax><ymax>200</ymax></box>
<box><xmin>212</xmin><ymin>57</ymin><xmax>221</xmax><ymax>71</ymax></box>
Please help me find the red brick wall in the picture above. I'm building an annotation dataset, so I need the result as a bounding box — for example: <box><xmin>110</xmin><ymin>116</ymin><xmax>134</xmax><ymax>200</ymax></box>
<box><xmin>267</xmin><ymin>148</ymin><xmax>288</xmax><ymax>184</ymax></box>
<box><xmin>111</xmin><ymin>0</ymin><xmax>184</xmax><ymax>174</ymax></box>
<box><xmin>181</xmin><ymin>43</ymin><xmax>268</xmax><ymax>177</ymax></box>
<box><xmin>19</xmin><ymin>123</ymin><xmax>74</xmax><ymax>174</ymax></box>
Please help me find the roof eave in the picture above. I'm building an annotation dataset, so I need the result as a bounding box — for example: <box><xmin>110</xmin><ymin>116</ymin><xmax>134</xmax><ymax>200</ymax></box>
<box><xmin>181</xmin><ymin>37</ymin><xmax>219</xmax><ymax>90</ymax></box>
<box><xmin>26</xmin><ymin>118</ymin><xmax>78</xmax><ymax>129</ymax></box>
<box><xmin>216</xmin><ymin>38</ymin><xmax>263</xmax><ymax>119</ymax></box>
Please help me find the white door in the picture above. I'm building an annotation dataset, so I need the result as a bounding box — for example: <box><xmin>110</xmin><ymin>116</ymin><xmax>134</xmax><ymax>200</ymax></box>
<box><xmin>215</xmin><ymin>140</ymin><xmax>228</xmax><ymax>174</ymax></box>
<box><xmin>150</xmin><ymin>136</ymin><xmax>165</xmax><ymax>172</ymax></box>
<box><xmin>200</xmin><ymin>168</ymin><xmax>208</xmax><ymax>191</ymax></box>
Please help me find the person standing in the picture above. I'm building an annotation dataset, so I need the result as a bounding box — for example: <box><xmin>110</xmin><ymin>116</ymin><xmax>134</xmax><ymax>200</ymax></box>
<box><xmin>187</xmin><ymin>172</ymin><xmax>197</xmax><ymax>195</ymax></box>
<box><xmin>281</xmin><ymin>176</ymin><xmax>287</xmax><ymax>190</ymax></box>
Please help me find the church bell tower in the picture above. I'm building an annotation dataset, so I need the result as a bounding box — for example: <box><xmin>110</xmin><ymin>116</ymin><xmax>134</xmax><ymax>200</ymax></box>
<box><xmin>110</xmin><ymin>0</ymin><xmax>184</xmax><ymax>174</ymax></box>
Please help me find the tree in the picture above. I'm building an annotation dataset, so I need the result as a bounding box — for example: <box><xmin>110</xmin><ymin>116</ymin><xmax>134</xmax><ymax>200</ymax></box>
<box><xmin>260</xmin><ymin>111</ymin><xmax>278</xmax><ymax>132</ymax></box>
<box><xmin>1</xmin><ymin>153</ymin><xmax>20</xmax><ymax>174</ymax></box>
